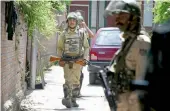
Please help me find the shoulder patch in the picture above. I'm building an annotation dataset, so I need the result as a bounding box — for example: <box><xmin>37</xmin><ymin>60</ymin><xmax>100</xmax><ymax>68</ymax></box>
<box><xmin>139</xmin><ymin>49</ymin><xmax>148</xmax><ymax>56</ymax></box>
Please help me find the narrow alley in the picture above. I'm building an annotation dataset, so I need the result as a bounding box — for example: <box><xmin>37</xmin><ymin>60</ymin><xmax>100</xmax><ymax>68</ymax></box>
<box><xmin>20</xmin><ymin>65</ymin><xmax>110</xmax><ymax>111</ymax></box>
<box><xmin>1</xmin><ymin>1</ymin><xmax>169</xmax><ymax>111</ymax></box>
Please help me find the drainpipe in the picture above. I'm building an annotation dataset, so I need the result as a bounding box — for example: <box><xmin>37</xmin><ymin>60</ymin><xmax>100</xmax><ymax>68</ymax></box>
<box><xmin>30</xmin><ymin>29</ymin><xmax>38</xmax><ymax>89</ymax></box>
<box><xmin>96</xmin><ymin>1</ymin><xmax>99</xmax><ymax>31</ymax></box>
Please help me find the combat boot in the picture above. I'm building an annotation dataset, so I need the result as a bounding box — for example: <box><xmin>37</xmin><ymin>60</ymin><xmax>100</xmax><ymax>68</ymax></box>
<box><xmin>72</xmin><ymin>98</ymin><xmax>79</xmax><ymax>107</ymax></box>
<box><xmin>62</xmin><ymin>98</ymin><xmax>72</xmax><ymax>108</ymax></box>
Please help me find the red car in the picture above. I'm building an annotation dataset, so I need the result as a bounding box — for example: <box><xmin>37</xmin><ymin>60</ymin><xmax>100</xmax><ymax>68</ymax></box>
<box><xmin>88</xmin><ymin>27</ymin><xmax>122</xmax><ymax>84</ymax></box>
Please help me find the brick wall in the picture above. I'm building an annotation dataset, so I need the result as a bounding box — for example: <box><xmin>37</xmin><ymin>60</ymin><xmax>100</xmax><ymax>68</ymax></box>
<box><xmin>37</xmin><ymin>13</ymin><xmax>66</xmax><ymax>57</ymax></box>
<box><xmin>1</xmin><ymin>2</ymin><xmax>27</xmax><ymax>111</ymax></box>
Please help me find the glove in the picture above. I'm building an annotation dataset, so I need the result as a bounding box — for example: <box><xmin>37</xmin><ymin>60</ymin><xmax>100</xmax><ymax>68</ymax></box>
<box><xmin>59</xmin><ymin>60</ymin><xmax>65</xmax><ymax>67</ymax></box>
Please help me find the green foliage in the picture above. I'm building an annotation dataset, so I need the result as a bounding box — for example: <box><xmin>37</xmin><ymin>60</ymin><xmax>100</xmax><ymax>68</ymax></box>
<box><xmin>15</xmin><ymin>0</ymin><xmax>68</xmax><ymax>38</ymax></box>
<box><xmin>153</xmin><ymin>0</ymin><xmax>170</xmax><ymax>23</ymax></box>
<box><xmin>51</xmin><ymin>0</ymin><xmax>71</xmax><ymax>12</ymax></box>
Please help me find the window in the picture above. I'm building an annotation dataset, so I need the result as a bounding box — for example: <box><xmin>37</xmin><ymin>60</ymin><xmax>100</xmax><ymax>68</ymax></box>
<box><xmin>95</xmin><ymin>30</ymin><xmax>121</xmax><ymax>46</ymax></box>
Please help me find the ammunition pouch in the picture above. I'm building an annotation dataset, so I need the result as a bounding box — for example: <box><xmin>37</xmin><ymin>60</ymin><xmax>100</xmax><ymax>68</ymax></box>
<box><xmin>62</xmin><ymin>55</ymin><xmax>83</xmax><ymax>60</ymax></box>
<box><xmin>115</xmin><ymin>69</ymin><xmax>135</xmax><ymax>93</ymax></box>
<box><xmin>61</xmin><ymin>55</ymin><xmax>83</xmax><ymax>69</ymax></box>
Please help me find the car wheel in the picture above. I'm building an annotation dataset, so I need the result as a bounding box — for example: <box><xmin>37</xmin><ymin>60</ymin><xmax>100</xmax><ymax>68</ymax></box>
<box><xmin>89</xmin><ymin>73</ymin><xmax>96</xmax><ymax>85</ymax></box>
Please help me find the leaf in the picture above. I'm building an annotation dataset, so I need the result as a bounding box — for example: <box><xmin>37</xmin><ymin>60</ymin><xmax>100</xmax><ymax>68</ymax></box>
<box><xmin>15</xmin><ymin>1</ymin><xmax>67</xmax><ymax>38</ymax></box>
<box><xmin>153</xmin><ymin>1</ymin><xmax>170</xmax><ymax>23</ymax></box>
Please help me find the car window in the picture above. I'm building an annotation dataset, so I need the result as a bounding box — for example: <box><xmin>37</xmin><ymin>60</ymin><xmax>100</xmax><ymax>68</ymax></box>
<box><xmin>95</xmin><ymin>30</ymin><xmax>122</xmax><ymax>46</ymax></box>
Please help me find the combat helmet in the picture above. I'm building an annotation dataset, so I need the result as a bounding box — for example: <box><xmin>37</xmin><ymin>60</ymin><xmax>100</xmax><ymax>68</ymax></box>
<box><xmin>77</xmin><ymin>15</ymin><xmax>84</xmax><ymax>21</ymax></box>
<box><xmin>104</xmin><ymin>0</ymin><xmax>141</xmax><ymax>18</ymax></box>
<box><xmin>75</xmin><ymin>11</ymin><xmax>84</xmax><ymax>23</ymax></box>
<box><xmin>66</xmin><ymin>12</ymin><xmax>78</xmax><ymax>22</ymax></box>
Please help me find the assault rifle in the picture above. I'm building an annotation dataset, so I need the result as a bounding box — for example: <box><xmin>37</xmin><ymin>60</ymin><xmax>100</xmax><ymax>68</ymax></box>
<box><xmin>50</xmin><ymin>55</ymin><xmax>101</xmax><ymax>68</ymax></box>
<box><xmin>50</xmin><ymin>55</ymin><xmax>85</xmax><ymax>66</ymax></box>
<box><xmin>98</xmin><ymin>66</ymin><xmax>117</xmax><ymax>111</ymax></box>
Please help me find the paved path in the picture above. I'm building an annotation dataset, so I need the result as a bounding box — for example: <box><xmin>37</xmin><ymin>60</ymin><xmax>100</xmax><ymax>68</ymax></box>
<box><xmin>20</xmin><ymin>66</ymin><xmax>110</xmax><ymax>111</ymax></box>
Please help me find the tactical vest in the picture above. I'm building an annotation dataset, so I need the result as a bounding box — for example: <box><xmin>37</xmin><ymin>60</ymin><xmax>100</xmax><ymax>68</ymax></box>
<box><xmin>113</xmin><ymin>32</ymin><xmax>146</xmax><ymax>93</ymax></box>
<box><xmin>62</xmin><ymin>29</ymin><xmax>84</xmax><ymax>57</ymax></box>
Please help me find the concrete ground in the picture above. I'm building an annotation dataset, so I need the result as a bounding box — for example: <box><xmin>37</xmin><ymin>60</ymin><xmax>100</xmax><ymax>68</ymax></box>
<box><xmin>20</xmin><ymin>65</ymin><xmax>110</xmax><ymax>111</ymax></box>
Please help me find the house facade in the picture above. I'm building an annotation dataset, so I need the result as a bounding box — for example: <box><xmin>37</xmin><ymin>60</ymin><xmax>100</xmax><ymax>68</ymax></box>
<box><xmin>69</xmin><ymin>0</ymin><xmax>154</xmax><ymax>33</ymax></box>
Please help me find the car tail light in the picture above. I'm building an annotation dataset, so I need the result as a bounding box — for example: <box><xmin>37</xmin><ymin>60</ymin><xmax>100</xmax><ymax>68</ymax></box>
<box><xmin>90</xmin><ymin>52</ymin><xmax>97</xmax><ymax>60</ymax></box>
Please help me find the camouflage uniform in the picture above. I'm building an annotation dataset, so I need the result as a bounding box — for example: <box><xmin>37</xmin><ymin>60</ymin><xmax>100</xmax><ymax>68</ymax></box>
<box><xmin>77</xmin><ymin>13</ymin><xmax>90</xmax><ymax>42</ymax></box>
<box><xmin>104</xmin><ymin>0</ymin><xmax>151</xmax><ymax>111</ymax></box>
<box><xmin>57</xmin><ymin>12</ymin><xmax>89</xmax><ymax>108</ymax></box>
<box><xmin>76</xmin><ymin>13</ymin><xmax>90</xmax><ymax>96</ymax></box>
<box><xmin>112</xmin><ymin>32</ymin><xmax>151</xmax><ymax>111</ymax></box>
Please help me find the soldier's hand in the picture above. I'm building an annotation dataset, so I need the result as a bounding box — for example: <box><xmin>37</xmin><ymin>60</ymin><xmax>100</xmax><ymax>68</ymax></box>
<box><xmin>80</xmin><ymin>22</ymin><xmax>87</xmax><ymax>28</ymax></box>
<box><xmin>81</xmin><ymin>59</ymin><xmax>87</xmax><ymax>66</ymax></box>
<box><xmin>59</xmin><ymin>60</ymin><xmax>65</xmax><ymax>67</ymax></box>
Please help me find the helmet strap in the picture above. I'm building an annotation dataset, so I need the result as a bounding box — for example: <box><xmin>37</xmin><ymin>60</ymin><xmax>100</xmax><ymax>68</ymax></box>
<box><xmin>126</xmin><ymin>14</ymin><xmax>134</xmax><ymax>31</ymax></box>
<box><xmin>68</xmin><ymin>26</ymin><xmax>76</xmax><ymax>30</ymax></box>
<box><xmin>126</xmin><ymin>14</ymin><xmax>141</xmax><ymax>33</ymax></box>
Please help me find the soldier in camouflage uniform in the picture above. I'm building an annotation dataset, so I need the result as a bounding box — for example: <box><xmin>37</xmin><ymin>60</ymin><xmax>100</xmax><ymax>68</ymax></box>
<box><xmin>75</xmin><ymin>11</ymin><xmax>94</xmax><ymax>97</ymax></box>
<box><xmin>76</xmin><ymin>11</ymin><xmax>94</xmax><ymax>38</ymax></box>
<box><xmin>57</xmin><ymin>12</ymin><xmax>90</xmax><ymax>108</ymax></box>
<box><xmin>104</xmin><ymin>0</ymin><xmax>151</xmax><ymax>111</ymax></box>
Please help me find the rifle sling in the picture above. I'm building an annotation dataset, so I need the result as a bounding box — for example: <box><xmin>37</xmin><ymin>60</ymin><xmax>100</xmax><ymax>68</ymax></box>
<box><xmin>115</xmin><ymin>35</ymin><xmax>137</xmax><ymax>81</ymax></box>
